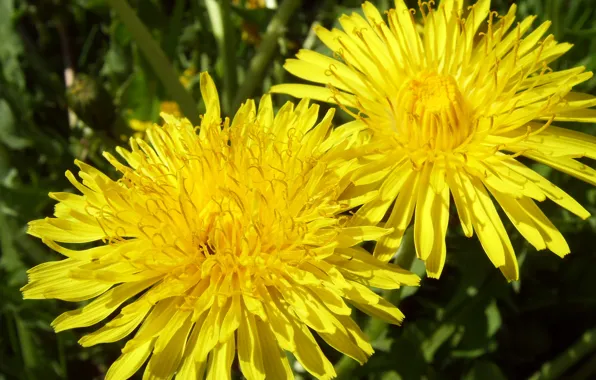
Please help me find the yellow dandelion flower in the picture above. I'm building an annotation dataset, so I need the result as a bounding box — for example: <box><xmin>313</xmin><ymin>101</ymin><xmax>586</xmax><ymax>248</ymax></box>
<box><xmin>272</xmin><ymin>0</ymin><xmax>596</xmax><ymax>281</ymax></box>
<box><xmin>23</xmin><ymin>72</ymin><xmax>419</xmax><ymax>380</ymax></box>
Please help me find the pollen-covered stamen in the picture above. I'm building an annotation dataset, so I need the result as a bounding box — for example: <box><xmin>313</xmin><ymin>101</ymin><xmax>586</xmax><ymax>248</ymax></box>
<box><xmin>395</xmin><ymin>71</ymin><xmax>471</xmax><ymax>152</ymax></box>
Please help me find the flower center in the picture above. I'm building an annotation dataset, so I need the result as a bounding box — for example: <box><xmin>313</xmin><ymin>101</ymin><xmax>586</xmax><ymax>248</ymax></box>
<box><xmin>410</xmin><ymin>73</ymin><xmax>461</xmax><ymax>114</ymax></box>
<box><xmin>395</xmin><ymin>71</ymin><xmax>471</xmax><ymax>153</ymax></box>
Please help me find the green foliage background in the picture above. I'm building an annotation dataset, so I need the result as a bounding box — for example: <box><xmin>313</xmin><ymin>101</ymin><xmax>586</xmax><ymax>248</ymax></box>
<box><xmin>1</xmin><ymin>0</ymin><xmax>596</xmax><ymax>379</ymax></box>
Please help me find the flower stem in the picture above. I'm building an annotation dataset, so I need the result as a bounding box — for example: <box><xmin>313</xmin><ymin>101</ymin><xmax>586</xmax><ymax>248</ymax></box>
<box><xmin>335</xmin><ymin>228</ymin><xmax>418</xmax><ymax>379</ymax></box>
<box><xmin>529</xmin><ymin>325</ymin><xmax>596</xmax><ymax>380</ymax></box>
<box><xmin>233</xmin><ymin>0</ymin><xmax>302</xmax><ymax>111</ymax></box>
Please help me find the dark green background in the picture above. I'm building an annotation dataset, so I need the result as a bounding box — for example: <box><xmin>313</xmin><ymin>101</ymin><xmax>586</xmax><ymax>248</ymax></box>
<box><xmin>1</xmin><ymin>0</ymin><xmax>595</xmax><ymax>379</ymax></box>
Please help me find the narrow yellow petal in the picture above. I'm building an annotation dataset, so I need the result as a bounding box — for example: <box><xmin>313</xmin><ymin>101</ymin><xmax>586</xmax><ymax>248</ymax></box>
<box><xmin>269</xmin><ymin>84</ymin><xmax>358</xmax><ymax>108</ymax></box>
<box><xmin>105</xmin><ymin>339</ymin><xmax>153</xmax><ymax>380</ymax></box>
<box><xmin>501</xmin><ymin>157</ymin><xmax>590</xmax><ymax>219</ymax></box>
<box><xmin>490</xmin><ymin>190</ymin><xmax>547</xmax><ymax>251</ymax></box>
<box><xmin>336</xmin><ymin>226</ymin><xmax>392</xmax><ymax>248</ymax></box>
<box><xmin>205</xmin><ymin>337</ymin><xmax>235</xmax><ymax>380</ymax></box>
<box><xmin>122</xmin><ymin>298</ymin><xmax>179</xmax><ymax>353</ymax></box>
<box><xmin>260</xmin><ymin>290</ymin><xmax>295</xmax><ymax>351</ymax></box>
<box><xmin>176</xmin><ymin>315</ymin><xmax>208</xmax><ymax>380</ymax></box>
<box><xmin>199</xmin><ymin>72</ymin><xmax>221</xmax><ymax>129</ymax></box>
<box><xmin>491</xmin><ymin>190</ymin><xmax>569</xmax><ymax>257</ymax></box>
<box><xmin>219</xmin><ymin>294</ymin><xmax>241</xmax><ymax>343</ymax></box>
<box><xmin>317</xmin><ymin>314</ymin><xmax>370</xmax><ymax>365</ymax></box>
<box><xmin>345</xmin><ymin>282</ymin><xmax>405</xmax><ymax>325</ymax></box>
<box><xmin>333</xmin><ymin>247</ymin><xmax>420</xmax><ymax>288</ymax></box>
<box><xmin>194</xmin><ymin>297</ymin><xmax>228</xmax><ymax>362</ymax></box>
<box><xmin>445</xmin><ymin>169</ymin><xmax>473</xmax><ymax>237</ymax></box>
<box><xmin>425</xmin><ymin>179</ymin><xmax>450</xmax><ymax>279</ymax></box>
<box><xmin>276</xmin><ymin>282</ymin><xmax>336</xmax><ymax>334</ymax></box>
<box><xmin>238</xmin><ymin>310</ymin><xmax>265</xmax><ymax>380</ymax></box>
<box><xmin>143</xmin><ymin>315</ymin><xmax>193</xmax><ymax>380</ymax></box>
<box><xmin>349</xmin><ymin>159</ymin><xmax>411</xmax><ymax>226</ymax></box>
<box><xmin>255</xmin><ymin>319</ymin><xmax>293</xmax><ymax>380</ymax></box>
<box><xmin>28</xmin><ymin>218</ymin><xmax>105</xmax><ymax>243</ymax></box>
<box><xmin>414</xmin><ymin>163</ymin><xmax>435</xmax><ymax>260</ymax></box>
<box><xmin>52</xmin><ymin>278</ymin><xmax>157</xmax><ymax>332</ymax></box>
<box><xmin>524</xmin><ymin>152</ymin><xmax>596</xmax><ymax>186</ymax></box>
<box><xmin>374</xmin><ymin>170</ymin><xmax>419</xmax><ymax>262</ymax></box>
<box><xmin>308</xmin><ymin>286</ymin><xmax>352</xmax><ymax>316</ymax></box>
<box><xmin>79</xmin><ymin>301</ymin><xmax>152</xmax><ymax>347</ymax></box>
<box><xmin>466</xmin><ymin>175</ymin><xmax>519</xmax><ymax>281</ymax></box>
<box><xmin>285</xmin><ymin>310</ymin><xmax>336</xmax><ymax>380</ymax></box>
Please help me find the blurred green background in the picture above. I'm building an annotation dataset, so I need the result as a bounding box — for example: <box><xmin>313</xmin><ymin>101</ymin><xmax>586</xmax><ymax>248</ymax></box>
<box><xmin>1</xmin><ymin>0</ymin><xmax>596</xmax><ymax>379</ymax></box>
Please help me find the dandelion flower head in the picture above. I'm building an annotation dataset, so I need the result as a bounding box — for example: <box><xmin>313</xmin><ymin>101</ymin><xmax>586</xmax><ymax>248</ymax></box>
<box><xmin>23</xmin><ymin>73</ymin><xmax>419</xmax><ymax>379</ymax></box>
<box><xmin>272</xmin><ymin>0</ymin><xmax>596</xmax><ymax>280</ymax></box>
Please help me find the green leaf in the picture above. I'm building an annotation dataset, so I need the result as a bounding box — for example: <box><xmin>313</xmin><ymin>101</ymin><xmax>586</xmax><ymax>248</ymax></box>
<box><xmin>0</xmin><ymin>209</ymin><xmax>24</xmax><ymax>275</ymax></box>
<box><xmin>0</xmin><ymin>0</ymin><xmax>25</xmax><ymax>90</ymax></box>
<box><xmin>0</xmin><ymin>99</ymin><xmax>31</xmax><ymax>150</ymax></box>
<box><xmin>14</xmin><ymin>312</ymin><xmax>38</xmax><ymax>370</ymax></box>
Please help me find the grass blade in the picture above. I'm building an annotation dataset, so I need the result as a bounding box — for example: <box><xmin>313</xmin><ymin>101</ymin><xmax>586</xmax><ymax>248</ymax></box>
<box><xmin>106</xmin><ymin>0</ymin><xmax>201</xmax><ymax>125</ymax></box>
<box><xmin>205</xmin><ymin>0</ymin><xmax>237</xmax><ymax>114</ymax></box>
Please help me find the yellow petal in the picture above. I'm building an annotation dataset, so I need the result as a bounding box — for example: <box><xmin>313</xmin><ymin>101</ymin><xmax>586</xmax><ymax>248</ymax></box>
<box><xmin>194</xmin><ymin>297</ymin><xmax>228</xmax><ymax>362</ymax></box>
<box><xmin>465</xmin><ymin>174</ymin><xmax>519</xmax><ymax>281</ymax></box>
<box><xmin>414</xmin><ymin>163</ymin><xmax>435</xmax><ymax>260</ymax></box>
<box><xmin>260</xmin><ymin>290</ymin><xmax>295</xmax><ymax>351</ymax></box>
<box><xmin>524</xmin><ymin>152</ymin><xmax>596</xmax><ymax>186</ymax></box>
<box><xmin>333</xmin><ymin>247</ymin><xmax>420</xmax><ymax>288</ymax></box>
<box><xmin>219</xmin><ymin>294</ymin><xmax>241</xmax><ymax>343</ymax></box>
<box><xmin>28</xmin><ymin>218</ymin><xmax>105</xmax><ymax>243</ymax></box>
<box><xmin>344</xmin><ymin>282</ymin><xmax>405</xmax><ymax>325</ymax></box>
<box><xmin>445</xmin><ymin>168</ymin><xmax>473</xmax><ymax>237</ymax></box>
<box><xmin>255</xmin><ymin>319</ymin><xmax>293</xmax><ymax>380</ymax></box>
<box><xmin>238</xmin><ymin>310</ymin><xmax>265</xmax><ymax>380</ymax></box>
<box><xmin>143</xmin><ymin>315</ymin><xmax>193</xmax><ymax>380</ymax></box>
<box><xmin>501</xmin><ymin>156</ymin><xmax>590</xmax><ymax>219</ymax></box>
<box><xmin>199</xmin><ymin>72</ymin><xmax>221</xmax><ymax>129</ymax></box>
<box><xmin>122</xmin><ymin>298</ymin><xmax>179</xmax><ymax>353</ymax></box>
<box><xmin>374</xmin><ymin>170</ymin><xmax>419</xmax><ymax>262</ymax></box>
<box><xmin>176</xmin><ymin>315</ymin><xmax>208</xmax><ymax>380</ymax></box>
<box><xmin>317</xmin><ymin>314</ymin><xmax>370</xmax><ymax>365</ymax></box>
<box><xmin>269</xmin><ymin>83</ymin><xmax>358</xmax><ymax>108</ymax></box>
<box><xmin>205</xmin><ymin>338</ymin><xmax>235</xmax><ymax>380</ymax></box>
<box><xmin>283</xmin><ymin>309</ymin><xmax>336</xmax><ymax>380</ymax></box>
<box><xmin>491</xmin><ymin>190</ymin><xmax>569</xmax><ymax>257</ymax></box>
<box><xmin>52</xmin><ymin>278</ymin><xmax>157</xmax><ymax>332</ymax></box>
<box><xmin>336</xmin><ymin>226</ymin><xmax>392</xmax><ymax>248</ymax></box>
<box><xmin>79</xmin><ymin>301</ymin><xmax>152</xmax><ymax>347</ymax></box>
<box><xmin>105</xmin><ymin>339</ymin><xmax>153</xmax><ymax>380</ymax></box>
<box><xmin>424</xmin><ymin>178</ymin><xmax>450</xmax><ymax>279</ymax></box>
<box><xmin>349</xmin><ymin>159</ymin><xmax>411</xmax><ymax>226</ymax></box>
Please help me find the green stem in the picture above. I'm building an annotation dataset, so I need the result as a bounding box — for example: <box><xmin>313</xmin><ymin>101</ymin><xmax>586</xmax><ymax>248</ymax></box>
<box><xmin>529</xmin><ymin>326</ymin><xmax>596</xmax><ymax>380</ymax></box>
<box><xmin>107</xmin><ymin>0</ymin><xmax>201</xmax><ymax>125</ymax></box>
<box><xmin>205</xmin><ymin>0</ymin><xmax>237</xmax><ymax>114</ymax></box>
<box><xmin>233</xmin><ymin>0</ymin><xmax>302</xmax><ymax>110</ymax></box>
<box><xmin>335</xmin><ymin>228</ymin><xmax>417</xmax><ymax>379</ymax></box>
